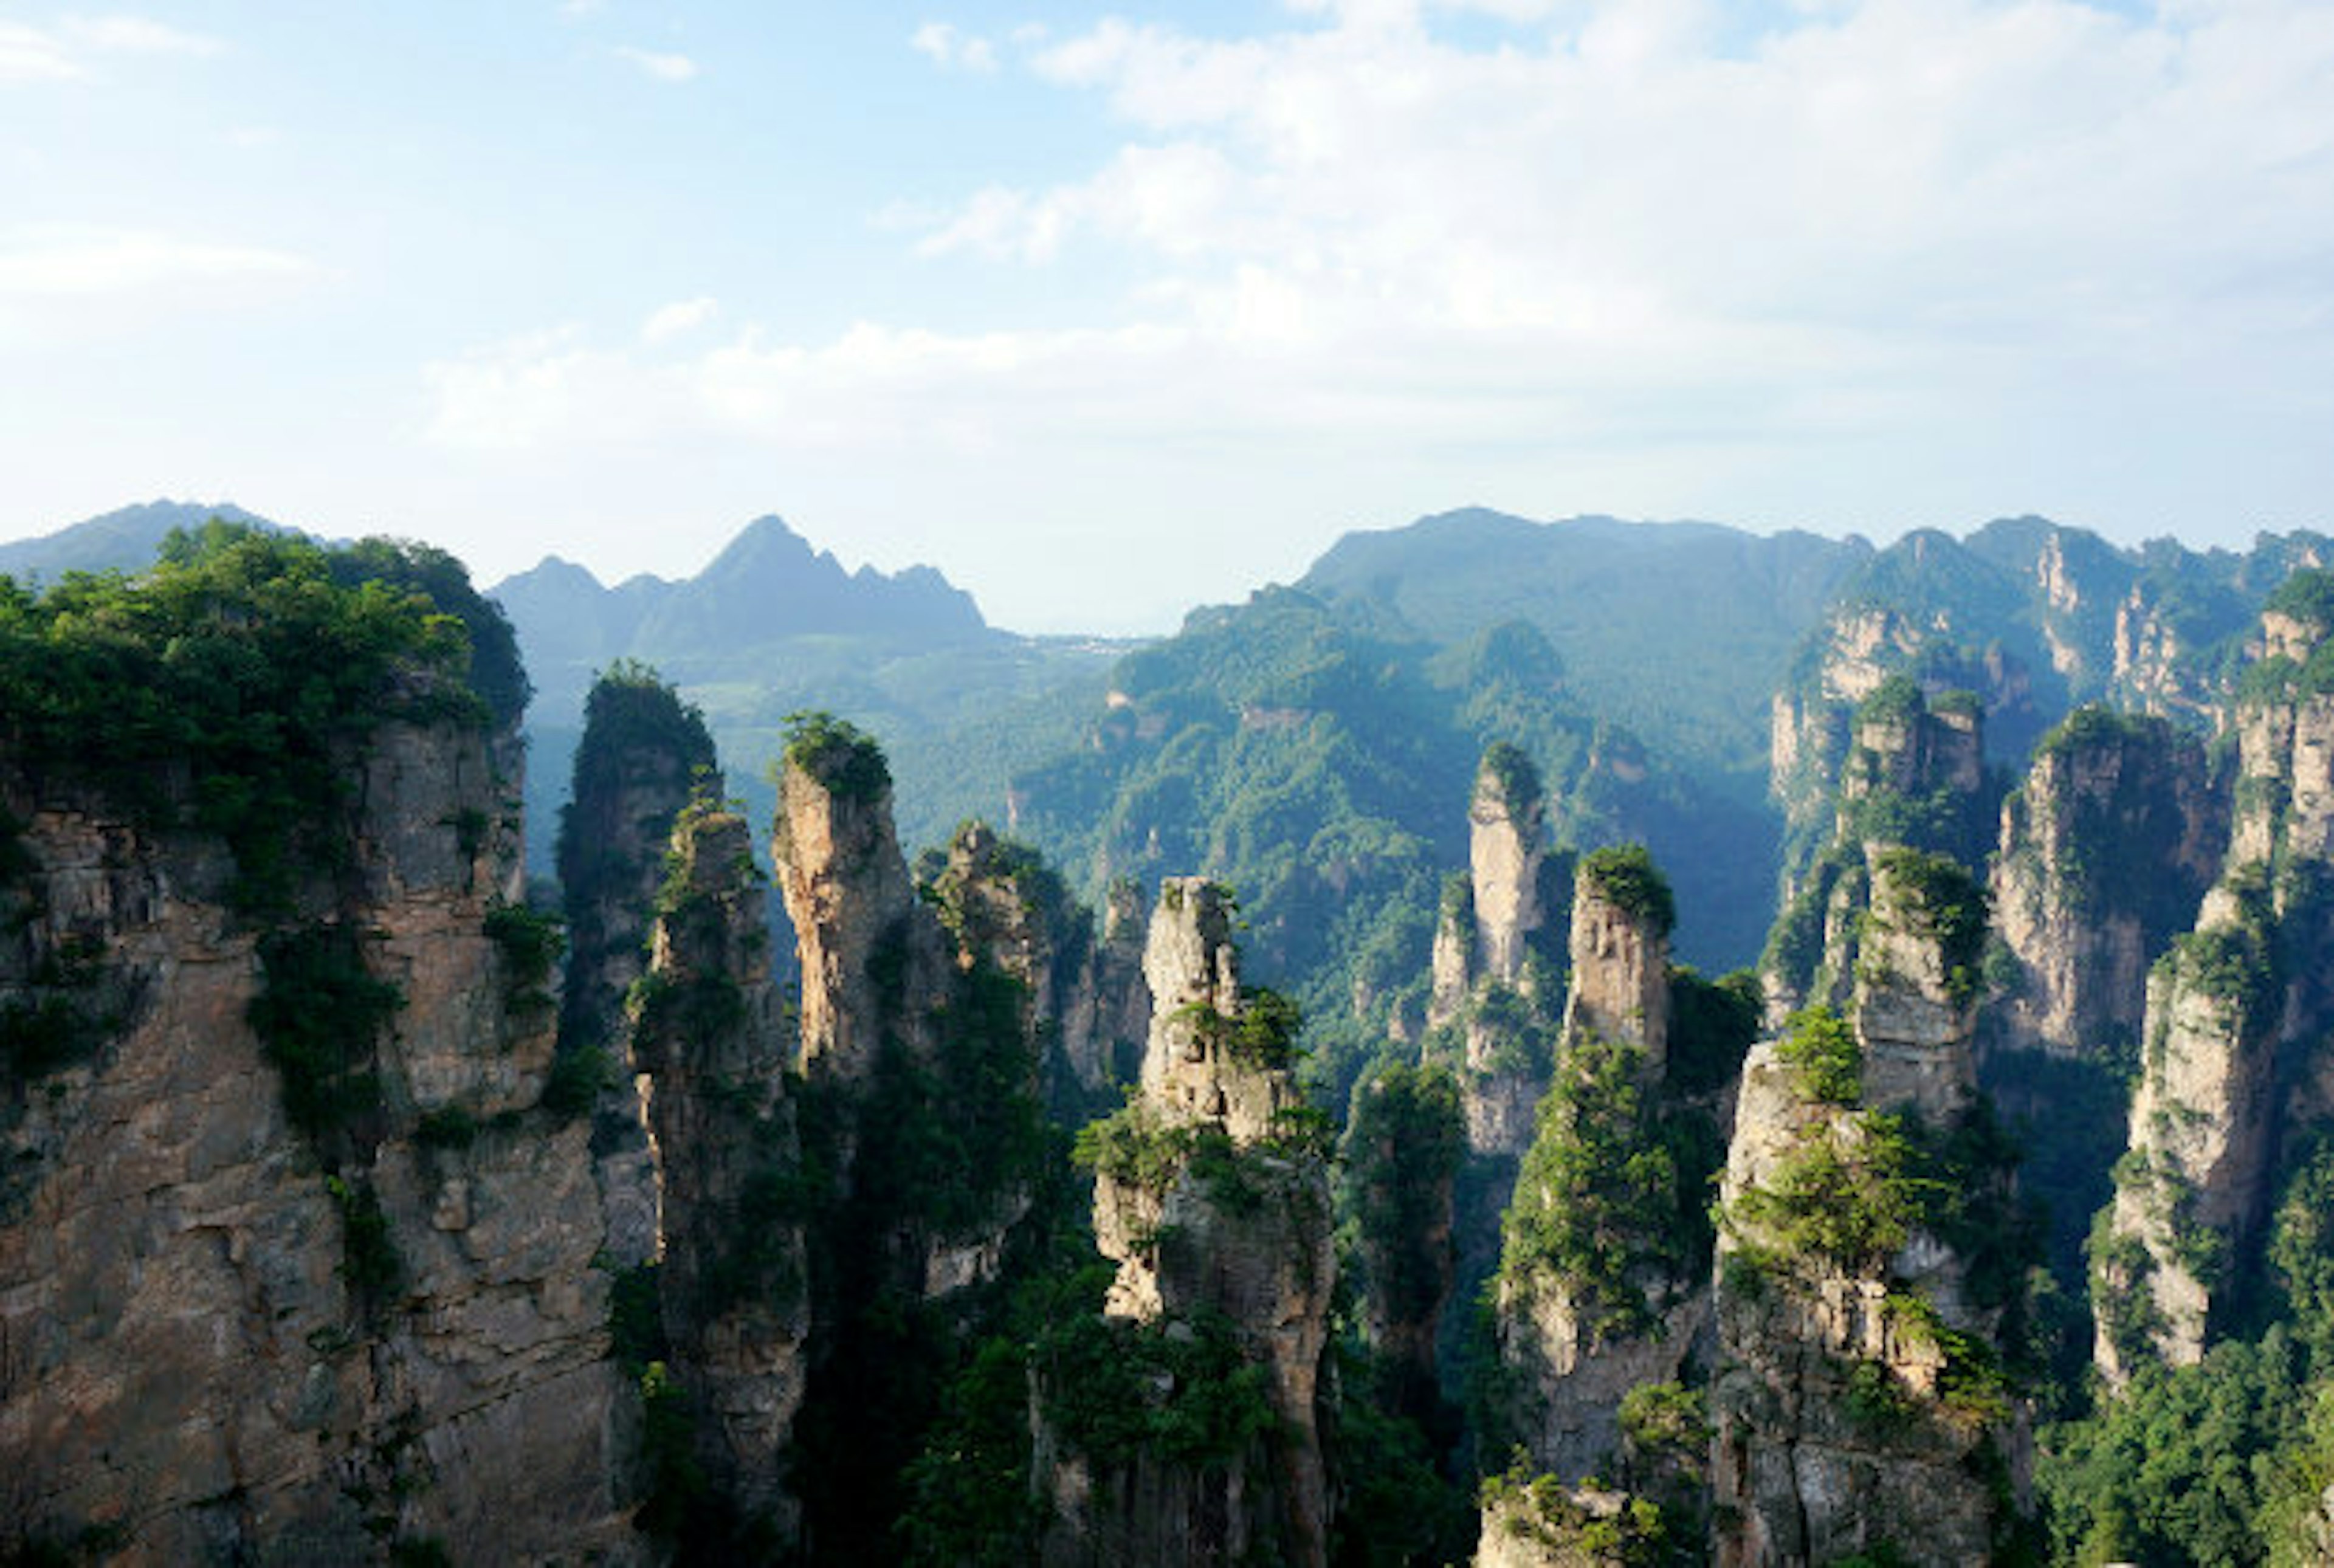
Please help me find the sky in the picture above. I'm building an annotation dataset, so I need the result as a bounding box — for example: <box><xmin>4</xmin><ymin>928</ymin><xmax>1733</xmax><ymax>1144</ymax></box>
<box><xmin>2</xmin><ymin>0</ymin><xmax>2330</xmax><ymax>634</ymax></box>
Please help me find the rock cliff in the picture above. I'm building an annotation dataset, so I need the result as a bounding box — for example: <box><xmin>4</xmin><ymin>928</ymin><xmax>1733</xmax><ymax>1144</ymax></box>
<box><xmin>1490</xmin><ymin>846</ymin><xmax>1705</xmax><ymax>1488</ymax></box>
<box><xmin>630</xmin><ymin>800</ymin><xmax>808</xmax><ymax>1541</ymax></box>
<box><xmin>0</xmin><ymin>715</ymin><xmax>636</xmax><ymax>1564</ymax></box>
<box><xmin>554</xmin><ymin>667</ymin><xmax>719</xmax><ymax>1270</ymax></box>
<box><xmin>1043</xmin><ymin>878</ymin><xmax>1335</xmax><ymax>1567</ymax></box>
<box><xmin>2088</xmin><ymin>599</ymin><xmax>2334</xmax><ymax>1378</ymax></box>
<box><xmin>1712</xmin><ymin>856</ymin><xmax>2029</xmax><ymax>1566</ymax></box>
<box><xmin>1988</xmin><ymin>708</ymin><xmax>2225</xmax><ymax>1068</ymax></box>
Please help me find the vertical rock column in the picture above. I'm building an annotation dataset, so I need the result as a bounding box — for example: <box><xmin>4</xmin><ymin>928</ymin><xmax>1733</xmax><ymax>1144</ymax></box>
<box><xmin>632</xmin><ymin>802</ymin><xmax>808</xmax><ymax>1535</ymax></box>
<box><xmin>1044</xmin><ymin>878</ymin><xmax>1335</xmax><ymax>1567</ymax></box>
<box><xmin>1711</xmin><ymin>852</ymin><xmax>2026</xmax><ymax>1568</ymax></box>
<box><xmin>1489</xmin><ymin>845</ymin><xmax>1698</xmax><ymax>1490</ymax></box>
<box><xmin>556</xmin><ymin>669</ymin><xmax>718</xmax><ymax>1267</ymax></box>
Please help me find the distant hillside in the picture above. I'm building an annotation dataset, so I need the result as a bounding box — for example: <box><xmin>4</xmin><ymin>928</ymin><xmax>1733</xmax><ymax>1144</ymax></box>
<box><xmin>0</xmin><ymin>500</ymin><xmax>286</xmax><ymax>579</ymax></box>
<box><xmin>1298</xmin><ymin>508</ymin><xmax>1867</xmax><ymax>787</ymax></box>
<box><xmin>490</xmin><ymin>515</ymin><xmax>1121</xmax><ymax>872</ymax></box>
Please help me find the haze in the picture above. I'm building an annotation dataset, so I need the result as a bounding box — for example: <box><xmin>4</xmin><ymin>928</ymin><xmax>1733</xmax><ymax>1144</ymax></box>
<box><xmin>4</xmin><ymin>0</ymin><xmax>2330</xmax><ymax>631</ymax></box>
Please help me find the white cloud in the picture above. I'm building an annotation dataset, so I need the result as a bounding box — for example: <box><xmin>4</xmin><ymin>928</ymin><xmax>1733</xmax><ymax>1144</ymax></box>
<box><xmin>613</xmin><ymin>46</ymin><xmax>699</xmax><ymax>82</ymax></box>
<box><xmin>0</xmin><ymin>225</ymin><xmax>312</xmax><ymax>299</ymax></box>
<box><xmin>0</xmin><ymin>12</ymin><xmax>221</xmax><ymax>80</ymax></box>
<box><xmin>61</xmin><ymin>15</ymin><xmax>224</xmax><ymax>57</ymax></box>
<box><xmin>419</xmin><ymin>1</ymin><xmax>2334</xmax><ymax>628</ymax></box>
<box><xmin>911</xmin><ymin>21</ymin><xmax>999</xmax><ymax>73</ymax></box>
<box><xmin>641</xmin><ymin>296</ymin><xmax>718</xmax><ymax>345</ymax></box>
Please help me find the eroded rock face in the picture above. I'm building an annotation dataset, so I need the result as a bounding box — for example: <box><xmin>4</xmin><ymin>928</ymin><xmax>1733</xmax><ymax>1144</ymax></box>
<box><xmin>2090</xmin><ymin>605</ymin><xmax>2334</xmax><ymax>1381</ymax></box>
<box><xmin>556</xmin><ymin>677</ymin><xmax>717</xmax><ymax>1270</ymax></box>
<box><xmin>1471</xmin><ymin>759</ymin><xmax>1547</xmax><ymax>991</ymax></box>
<box><xmin>1989</xmin><ymin>715</ymin><xmax>2225</xmax><ymax>1066</ymax></box>
<box><xmin>633</xmin><ymin>806</ymin><xmax>808</xmax><ymax>1536</ymax></box>
<box><xmin>1140</xmin><ymin>879</ymin><xmax>1301</xmax><ymax>1144</ymax></box>
<box><xmin>1055</xmin><ymin>878</ymin><xmax>1336</xmax><ymax>1568</ymax></box>
<box><xmin>1054</xmin><ymin>876</ymin><xmax>1151</xmax><ymax>1106</ymax></box>
<box><xmin>1561</xmin><ymin>864</ymin><xmax>1670</xmax><ymax>1073</ymax></box>
<box><xmin>0</xmin><ymin>721</ymin><xmax>637</xmax><ymax>1565</ymax></box>
<box><xmin>1493</xmin><ymin>850</ymin><xmax>1699</xmax><ymax>1487</ymax></box>
<box><xmin>1852</xmin><ymin>858</ymin><xmax>1978</xmax><ymax>1125</ymax></box>
<box><xmin>1710</xmin><ymin>1037</ymin><xmax>2023</xmax><ymax>1568</ymax></box>
<box><xmin>772</xmin><ymin>755</ymin><xmax>926</xmax><ymax>1085</ymax></box>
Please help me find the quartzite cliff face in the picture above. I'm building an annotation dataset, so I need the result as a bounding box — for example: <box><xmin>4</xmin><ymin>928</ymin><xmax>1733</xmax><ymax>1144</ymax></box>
<box><xmin>0</xmin><ymin>712</ymin><xmax>638</xmax><ymax>1564</ymax></box>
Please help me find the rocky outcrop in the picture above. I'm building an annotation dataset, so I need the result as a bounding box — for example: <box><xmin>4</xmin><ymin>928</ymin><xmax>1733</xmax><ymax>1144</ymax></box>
<box><xmin>1851</xmin><ymin>850</ymin><xmax>1982</xmax><ymax>1125</ymax></box>
<box><xmin>1471</xmin><ymin>744</ymin><xmax>1549</xmax><ymax>991</ymax></box>
<box><xmin>1764</xmin><ymin>681</ymin><xmax>1997</xmax><ymax>1019</ymax></box>
<box><xmin>556</xmin><ymin>668</ymin><xmax>718</xmax><ymax>1269</ymax></box>
<box><xmin>1492</xmin><ymin>847</ymin><xmax>1705</xmax><ymax>1487</ymax></box>
<box><xmin>1988</xmin><ymin>709</ymin><xmax>2225</xmax><ymax>1068</ymax></box>
<box><xmin>771</xmin><ymin>726</ymin><xmax>934</xmax><ymax>1087</ymax></box>
<box><xmin>2090</xmin><ymin>583</ymin><xmax>2334</xmax><ymax>1380</ymax></box>
<box><xmin>1560</xmin><ymin>849</ymin><xmax>1671</xmax><ymax>1075</ymax></box>
<box><xmin>1044</xmin><ymin>878</ymin><xmax>1335</xmax><ymax>1567</ymax></box>
<box><xmin>1713</xmin><ymin>869</ymin><xmax>2027</xmax><ymax>1566</ymax></box>
<box><xmin>632</xmin><ymin>802</ymin><xmax>808</xmax><ymax>1538</ymax></box>
<box><xmin>0</xmin><ymin>718</ymin><xmax>636</xmax><ymax>1565</ymax></box>
<box><xmin>1052</xmin><ymin>875</ymin><xmax>1150</xmax><ymax>1109</ymax></box>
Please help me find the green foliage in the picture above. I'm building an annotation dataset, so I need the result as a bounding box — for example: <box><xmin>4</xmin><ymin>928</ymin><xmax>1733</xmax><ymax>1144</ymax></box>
<box><xmin>2039</xmin><ymin>1331</ymin><xmax>2308</xmax><ymax>1568</ymax></box>
<box><xmin>1577</xmin><ymin>843</ymin><xmax>1676</xmax><ymax>937</ymax></box>
<box><xmin>1618</xmin><ymin>1382</ymin><xmax>1711</xmax><ymax>1463</ymax></box>
<box><xmin>483</xmin><ymin>901</ymin><xmax>564</xmax><ymax>1011</ymax></box>
<box><xmin>0</xmin><ymin>935</ymin><xmax>117</xmax><ymax>1086</ymax></box>
<box><xmin>1036</xmin><ymin>1296</ymin><xmax>1281</xmax><ymax>1469</ymax></box>
<box><xmin>1871</xmin><ymin>846</ymin><xmax>1989</xmax><ymax>1005</ymax></box>
<box><xmin>323</xmin><ymin>535</ymin><xmax>531</xmax><ymax>727</ymax></box>
<box><xmin>1727</xmin><ymin>1110</ymin><xmax>1927</xmax><ymax>1276</ymax></box>
<box><xmin>1666</xmin><ymin>965</ymin><xmax>1760</xmax><ymax>1096</ymax></box>
<box><xmin>1479</xmin><ymin>1456</ymin><xmax>1673</xmax><ymax>1566</ymax></box>
<box><xmin>897</xmin><ymin>1337</ymin><xmax>1044</xmax><ymax>1567</ymax></box>
<box><xmin>632</xmin><ymin>1360</ymin><xmax>711</xmax><ymax>1542</ymax></box>
<box><xmin>325</xmin><ymin>1172</ymin><xmax>402</xmax><ymax>1307</ymax></box>
<box><xmin>249</xmin><ymin>924</ymin><xmax>403</xmax><ymax>1152</ymax></box>
<box><xmin>1774</xmin><ymin>1004</ymin><xmax>1863</xmax><ymax>1105</ymax></box>
<box><xmin>1855</xmin><ymin>672</ymin><xmax>1927</xmax><ymax>727</ymax></box>
<box><xmin>2263</xmin><ymin>566</ymin><xmax>2334</xmax><ymax>632</ymax></box>
<box><xmin>1072</xmin><ymin>1092</ymin><xmax>1195</xmax><ymax>1191</ymax></box>
<box><xmin>1339</xmin><ymin>1062</ymin><xmax>1465</xmax><ymax>1328</ymax></box>
<box><xmin>1327</xmin><ymin>1348</ymin><xmax>1478</xmax><ymax>1566</ymax></box>
<box><xmin>539</xmin><ymin>1040</ymin><xmax>610</xmax><ymax>1118</ymax></box>
<box><xmin>0</xmin><ymin>524</ymin><xmax>489</xmax><ymax>912</ymax></box>
<box><xmin>413</xmin><ymin>1106</ymin><xmax>478</xmax><ymax>1150</ymax></box>
<box><xmin>1479</xmin><ymin>740</ymin><xmax>1543</xmax><ymax>817</ymax></box>
<box><xmin>781</xmin><ymin>708</ymin><xmax>891</xmax><ymax>802</ymax></box>
<box><xmin>1166</xmin><ymin>984</ymin><xmax>1307</xmax><ymax>1071</ymax></box>
<box><xmin>607</xmin><ymin>1260</ymin><xmax>669</xmax><ymax>1377</ymax></box>
<box><xmin>1499</xmin><ymin>1034</ymin><xmax>1705</xmax><ymax>1338</ymax></box>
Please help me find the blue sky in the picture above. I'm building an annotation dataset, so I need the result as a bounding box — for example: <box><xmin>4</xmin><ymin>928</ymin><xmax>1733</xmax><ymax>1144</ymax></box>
<box><xmin>3</xmin><ymin>1</ymin><xmax>2330</xmax><ymax>632</ymax></box>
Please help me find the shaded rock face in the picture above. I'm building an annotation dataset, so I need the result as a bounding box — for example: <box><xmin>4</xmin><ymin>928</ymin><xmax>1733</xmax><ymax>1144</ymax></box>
<box><xmin>1989</xmin><ymin>715</ymin><xmax>2226</xmax><ymax>1067</ymax></box>
<box><xmin>1715</xmin><ymin>864</ymin><xmax>2025</xmax><ymax>1568</ymax></box>
<box><xmin>1493</xmin><ymin>854</ymin><xmax>1698</xmax><ymax>1487</ymax></box>
<box><xmin>1471</xmin><ymin>761</ymin><xmax>1547</xmax><ymax>991</ymax></box>
<box><xmin>1851</xmin><ymin>859</ymin><xmax>1978</xmax><ymax>1125</ymax></box>
<box><xmin>1058</xmin><ymin>878</ymin><xmax>1336</xmax><ymax>1568</ymax></box>
<box><xmin>1561</xmin><ymin>866</ymin><xmax>1670</xmax><ymax>1073</ymax></box>
<box><xmin>0</xmin><ymin>721</ymin><xmax>636</xmax><ymax>1565</ymax></box>
<box><xmin>1053</xmin><ymin>876</ymin><xmax>1150</xmax><ymax>1107</ymax></box>
<box><xmin>633</xmin><ymin>806</ymin><xmax>807</xmax><ymax>1535</ymax></box>
<box><xmin>2090</xmin><ymin>600</ymin><xmax>2334</xmax><ymax>1381</ymax></box>
<box><xmin>1140</xmin><ymin>879</ymin><xmax>1302</xmax><ymax>1144</ymax></box>
<box><xmin>772</xmin><ymin>757</ymin><xmax>930</xmax><ymax>1085</ymax></box>
<box><xmin>556</xmin><ymin>679</ymin><xmax>717</xmax><ymax>1270</ymax></box>
<box><xmin>1710</xmin><ymin>1038</ymin><xmax>2022</xmax><ymax>1568</ymax></box>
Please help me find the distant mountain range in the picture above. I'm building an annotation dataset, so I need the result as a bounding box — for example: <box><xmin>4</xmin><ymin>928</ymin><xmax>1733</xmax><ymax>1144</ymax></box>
<box><xmin>0</xmin><ymin>500</ymin><xmax>289</xmax><ymax>579</ymax></box>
